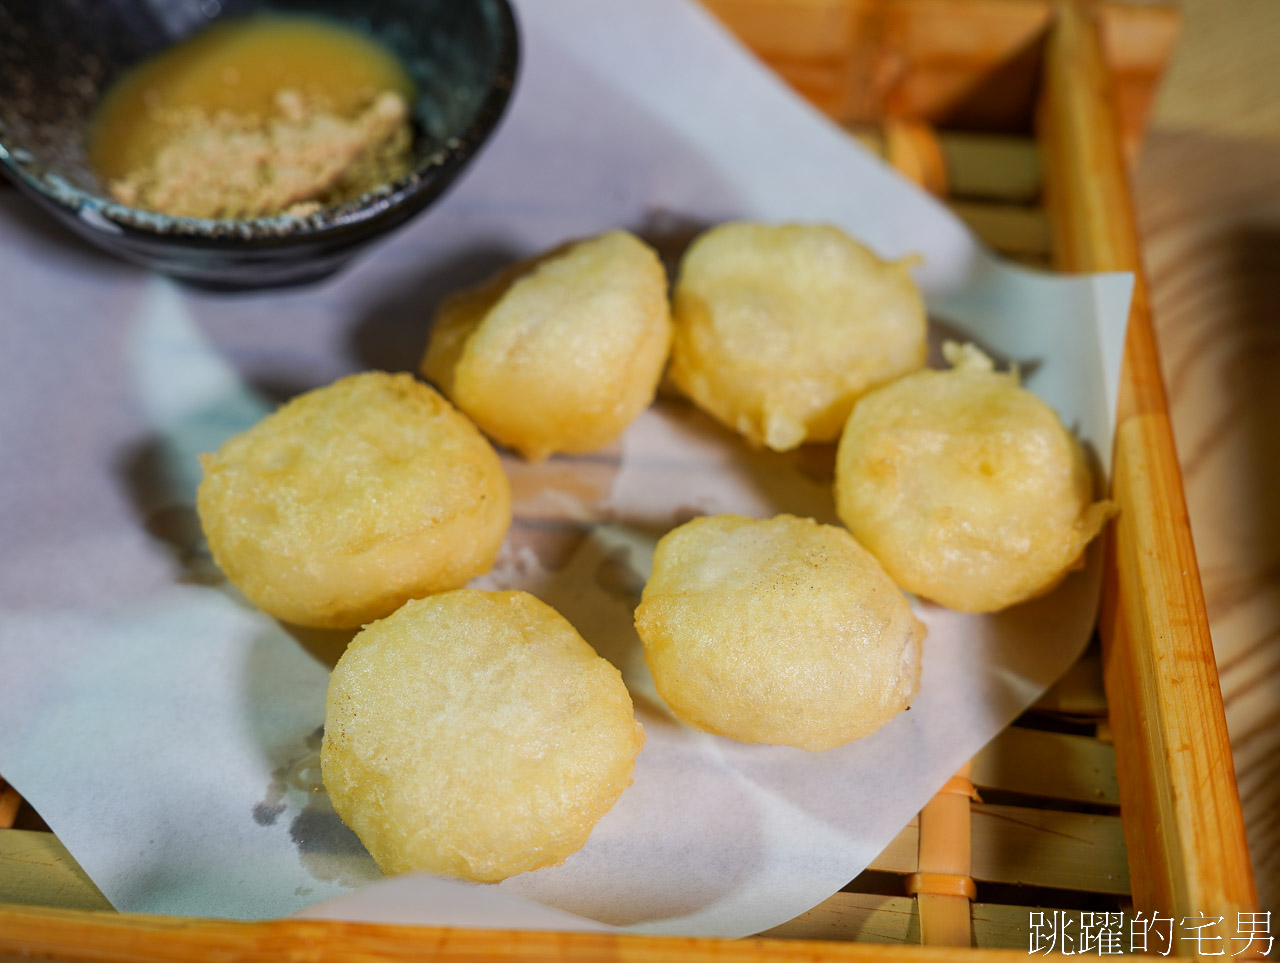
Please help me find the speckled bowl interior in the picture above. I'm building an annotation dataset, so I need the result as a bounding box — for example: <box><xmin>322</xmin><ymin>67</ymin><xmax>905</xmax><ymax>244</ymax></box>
<box><xmin>0</xmin><ymin>0</ymin><xmax>518</xmax><ymax>286</ymax></box>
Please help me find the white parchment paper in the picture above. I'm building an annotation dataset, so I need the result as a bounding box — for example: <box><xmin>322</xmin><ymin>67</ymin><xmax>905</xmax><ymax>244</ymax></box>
<box><xmin>0</xmin><ymin>0</ymin><xmax>1132</xmax><ymax>939</ymax></box>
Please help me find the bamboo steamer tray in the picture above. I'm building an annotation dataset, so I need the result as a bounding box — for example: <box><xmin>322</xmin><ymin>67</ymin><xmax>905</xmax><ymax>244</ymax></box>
<box><xmin>0</xmin><ymin>0</ymin><xmax>1259</xmax><ymax>959</ymax></box>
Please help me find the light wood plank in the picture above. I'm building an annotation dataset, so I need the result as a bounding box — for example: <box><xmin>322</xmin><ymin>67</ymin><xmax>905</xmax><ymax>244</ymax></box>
<box><xmin>0</xmin><ymin>831</ymin><xmax>111</xmax><ymax>913</ymax></box>
<box><xmin>970</xmin><ymin>804</ymin><xmax>1128</xmax><ymax>896</ymax></box>
<box><xmin>939</xmin><ymin>134</ymin><xmax>1040</xmax><ymax>204</ymax></box>
<box><xmin>1031</xmin><ymin>647</ymin><xmax>1108</xmax><ymax>717</ymax></box>
<box><xmin>971</xmin><ymin>901</ymin><xmax>1031</xmax><ymax>951</ymax></box>
<box><xmin>0</xmin><ymin>797</ymin><xmax>1130</xmax><ymax>932</ymax></box>
<box><xmin>868</xmin><ymin>818</ymin><xmax>920</xmax><ymax>875</ymax></box>
<box><xmin>0</xmin><ymin>903</ymin><xmax>1083</xmax><ymax>963</ymax></box>
<box><xmin>949</xmin><ymin>202</ymin><xmax>1050</xmax><ymax>257</ymax></box>
<box><xmin>847</xmin><ymin>128</ymin><xmax>1041</xmax><ymax>204</ymax></box>
<box><xmin>703</xmin><ymin>0</ymin><xmax>1176</xmax><ymax>140</ymax></box>
<box><xmin>1136</xmin><ymin>0</ymin><xmax>1280</xmax><ymax>910</ymax></box>
<box><xmin>972</xmin><ymin>727</ymin><xmax>1119</xmax><ymax>807</ymax></box>
<box><xmin>870</xmin><ymin>804</ymin><xmax>1128</xmax><ymax>895</ymax></box>
<box><xmin>763</xmin><ymin>894</ymin><xmax>1032</xmax><ymax>950</ymax></box>
<box><xmin>761</xmin><ymin>893</ymin><xmax>920</xmax><ymax>944</ymax></box>
<box><xmin>1038</xmin><ymin>0</ymin><xmax>1257</xmax><ymax>925</ymax></box>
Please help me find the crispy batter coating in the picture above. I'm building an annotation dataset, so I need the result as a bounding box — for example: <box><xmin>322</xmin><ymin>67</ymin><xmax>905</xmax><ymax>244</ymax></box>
<box><xmin>669</xmin><ymin>222</ymin><xmax>926</xmax><ymax>451</ymax></box>
<box><xmin>322</xmin><ymin>589</ymin><xmax>645</xmax><ymax>882</ymax></box>
<box><xmin>196</xmin><ymin>372</ymin><xmax>510</xmax><ymax>628</ymax></box>
<box><xmin>634</xmin><ymin>514</ymin><xmax>924</xmax><ymax>751</ymax></box>
<box><xmin>421</xmin><ymin>230</ymin><xmax>672</xmax><ymax>461</ymax></box>
<box><xmin>835</xmin><ymin>343</ymin><xmax>1116</xmax><ymax>613</ymax></box>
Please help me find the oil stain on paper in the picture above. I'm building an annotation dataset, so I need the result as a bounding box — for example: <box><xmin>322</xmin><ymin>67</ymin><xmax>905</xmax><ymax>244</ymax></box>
<box><xmin>253</xmin><ymin>724</ymin><xmax>378</xmax><ymax>890</ymax></box>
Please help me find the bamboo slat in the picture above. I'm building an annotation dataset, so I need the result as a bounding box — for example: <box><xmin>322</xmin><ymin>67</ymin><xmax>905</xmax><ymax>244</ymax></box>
<box><xmin>0</xmin><ymin>798</ymin><xmax>1129</xmax><ymax>922</ymax></box>
<box><xmin>850</xmin><ymin>128</ymin><xmax>1041</xmax><ymax>203</ymax></box>
<box><xmin>971</xmin><ymin>727</ymin><xmax>1119</xmax><ymax>807</ymax></box>
<box><xmin>936</xmin><ymin>134</ymin><xmax>1041</xmax><ymax>204</ymax></box>
<box><xmin>971</xmin><ymin>804</ymin><xmax>1128</xmax><ymax>895</ymax></box>
<box><xmin>948</xmin><ymin>202</ymin><xmax>1050</xmax><ymax>258</ymax></box>
<box><xmin>762</xmin><ymin>895</ymin><xmax>1032</xmax><ymax>949</ymax></box>
<box><xmin>0</xmin><ymin>904</ymin><xmax>1078</xmax><ymax>963</ymax></box>
<box><xmin>850</xmin><ymin>126</ymin><xmax>1050</xmax><ymax>260</ymax></box>
<box><xmin>0</xmin><ymin>784</ymin><xmax>20</xmax><ymax>831</ymax></box>
<box><xmin>869</xmin><ymin>804</ymin><xmax>1129</xmax><ymax>895</ymax></box>
<box><xmin>1038</xmin><ymin>0</ymin><xmax>1257</xmax><ymax>925</ymax></box>
<box><xmin>911</xmin><ymin>765</ymin><xmax>975</xmax><ymax>946</ymax></box>
<box><xmin>0</xmin><ymin>831</ymin><xmax>111</xmax><ymax>913</ymax></box>
<box><xmin>1031</xmin><ymin>648</ymin><xmax>1108</xmax><ymax>717</ymax></box>
<box><xmin>847</xmin><ymin>123</ymin><xmax>1050</xmax><ymax>270</ymax></box>
<box><xmin>868</xmin><ymin>819</ymin><xmax>920</xmax><ymax>875</ymax></box>
<box><xmin>884</xmin><ymin>120</ymin><xmax>950</xmax><ymax>196</ymax></box>
<box><xmin>763</xmin><ymin>893</ymin><xmax>922</xmax><ymax>944</ymax></box>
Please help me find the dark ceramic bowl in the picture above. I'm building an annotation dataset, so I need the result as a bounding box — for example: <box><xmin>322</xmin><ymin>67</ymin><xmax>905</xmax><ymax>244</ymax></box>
<box><xmin>0</xmin><ymin>0</ymin><xmax>518</xmax><ymax>287</ymax></box>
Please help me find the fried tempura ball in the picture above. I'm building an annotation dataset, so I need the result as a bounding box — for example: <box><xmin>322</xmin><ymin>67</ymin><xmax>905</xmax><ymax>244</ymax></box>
<box><xmin>835</xmin><ymin>343</ymin><xmax>1116</xmax><ymax>613</ymax></box>
<box><xmin>669</xmin><ymin>222</ymin><xmax>926</xmax><ymax>451</ymax></box>
<box><xmin>322</xmin><ymin>589</ymin><xmax>644</xmax><ymax>882</ymax></box>
<box><xmin>421</xmin><ymin>230</ymin><xmax>672</xmax><ymax>461</ymax></box>
<box><xmin>634</xmin><ymin>514</ymin><xmax>924</xmax><ymax>751</ymax></box>
<box><xmin>196</xmin><ymin>372</ymin><xmax>510</xmax><ymax>629</ymax></box>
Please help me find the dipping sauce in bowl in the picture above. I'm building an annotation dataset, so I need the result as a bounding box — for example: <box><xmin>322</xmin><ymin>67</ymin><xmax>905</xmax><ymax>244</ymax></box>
<box><xmin>0</xmin><ymin>0</ymin><xmax>518</xmax><ymax>287</ymax></box>
<box><xmin>89</xmin><ymin>13</ymin><xmax>417</xmax><ymax>220</ymax></box>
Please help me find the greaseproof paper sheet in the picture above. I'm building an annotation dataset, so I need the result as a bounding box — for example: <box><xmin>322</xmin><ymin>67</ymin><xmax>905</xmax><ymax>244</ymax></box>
<box><xmin>0</xmin><ymin>0</ymin><xmax>1132</xmax><ymax>939</ymax></box>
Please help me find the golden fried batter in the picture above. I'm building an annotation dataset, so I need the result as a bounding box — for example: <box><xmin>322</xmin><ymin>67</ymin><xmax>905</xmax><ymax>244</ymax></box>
<box><xmin>196</xmin><ymin>372</ymin><xmax>510</xmax><ymax>628</ymax></box>
<box><xmin>421</xmin><ymin>230</ymin><xmax>672</xmax><ymax>461</ymax></box>
<box><xmin>635</xmin><ymin>514</ymin><xmax>924</xmax><ymax>751</ymax></box>
<box><xmin>835</xmin><ymin>343</ymin><xmax>1115</xmax><ymax>613</ymax></box>
<box><xmin>323</xmin><ymin>589</ymin><xmax>644</xmax><ymax>881</ymax></box>
<box><xmin>669</xmin><ymin>222</ymin><xmax>926</xmax><ymax>451</ymax></box>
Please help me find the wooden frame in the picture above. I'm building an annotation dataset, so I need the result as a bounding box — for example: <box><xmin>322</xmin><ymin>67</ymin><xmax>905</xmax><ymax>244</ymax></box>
<box><xmin>1039</xmin><ymin>1</ymin><xmax>1256</xmax><ymax>927</ymax></box>
<box><xmin>0</xmin><ymin>1</ymin><xmax>1256</xmax><ymax>958</ymax></box>
<box><xmin>700</xmin><ymin>0</ymin><xmax>1178</xmax><ymax>155</ymax></box>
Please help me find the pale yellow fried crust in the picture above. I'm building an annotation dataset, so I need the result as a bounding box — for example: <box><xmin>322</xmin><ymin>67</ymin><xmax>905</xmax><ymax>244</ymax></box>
<box><xmin>322</xmin><ymin>589</ymin><xmax>645</xmax><ymax>882</ymax></box>
<box><xmin>196</xmin><ymin>372</ymin><xmax>511</xmax><ymax>629</ymax></box>
<box><xmin>634</xmin><ymin>514</ymin><xmax>924</xmax><ymax>752</ymax></box>
<box><xmin>669</xmin><ymin>222</ymin><xmax>926</xmax><ymax>452</ymax></box>
<box><xmin>834</xmin><ymin>344</ymin><xmax>1117</xmax><ymax>613</ymax></box>
<box><xmin>421</xmin><ymin>230</ymin><xmax>672</xmax><ymax>461</ymax></box>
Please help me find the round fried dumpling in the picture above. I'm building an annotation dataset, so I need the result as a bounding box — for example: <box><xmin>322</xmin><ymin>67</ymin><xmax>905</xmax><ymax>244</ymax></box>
<box><xmin>634</xmin><ymin>514</ymin><xmax>924</xmax><ymax>752</ymax></box>
<box><xmin>197</xmin><ymin>372</ymin><xmax>510</xmax><ymax>629</ymax></box>
<box><xmin>670</xmin><ymin>222</ymin><xmax>926</xmax><ymax>451</ymax></box>
<box><xmin>835</xmin><ymin>343</ymin><xmax>1116</xmax><ymax>613</ymax></box>
<box><xmin>322</xmin><ymin>589</ymin><xmax>644</xmax><ymax>882</ymax></box>
<box><xmin>421</xmin><ymin>230</ymin><xmax>672</xmax><ymax>461</ymax></box>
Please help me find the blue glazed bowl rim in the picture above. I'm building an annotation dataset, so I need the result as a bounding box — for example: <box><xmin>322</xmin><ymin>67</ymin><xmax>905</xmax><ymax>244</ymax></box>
<box><xmin>0</xmin><ymin>0</ymin><xmax>519</xmax><ymax>246</ymax></box>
